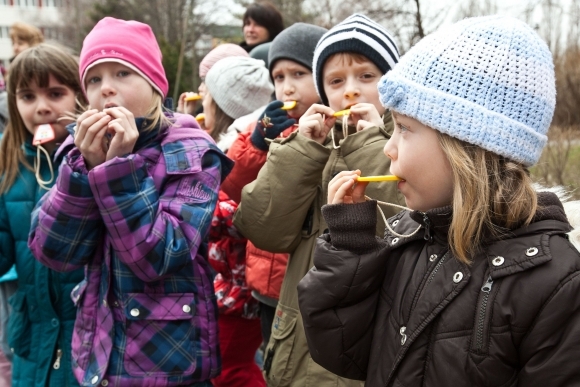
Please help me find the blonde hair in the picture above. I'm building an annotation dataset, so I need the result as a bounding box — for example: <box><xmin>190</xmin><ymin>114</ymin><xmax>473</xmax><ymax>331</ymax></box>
<box><xmin>0</xmin><ymin>44</ymin><xmax>87</xmax><ymax>194</ymax></box>
<box><xmin>438</xmin><ymin>133</ymin><xmax>538</xmax><ymax>264</ymax></box>
<box><xmin>10</xmin><ymin>22</ymin><xmax>44</xmax><ymax>46</ymax></box>
<box><xmin>140</xmin><ymin>92</ymin><xmax>173</xmax><ymax>132</ymax></box>
<box><xmin>207</xmin><ymin>98</ymin><xmax>234</xmax><ymax>142</ymax></box>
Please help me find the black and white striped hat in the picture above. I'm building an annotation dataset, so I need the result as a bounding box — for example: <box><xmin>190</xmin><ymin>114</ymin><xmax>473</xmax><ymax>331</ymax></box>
<box><xmin>313</xmin><ymin>13</ymin><xmax>399</xmax><ymax>105</ymax></box>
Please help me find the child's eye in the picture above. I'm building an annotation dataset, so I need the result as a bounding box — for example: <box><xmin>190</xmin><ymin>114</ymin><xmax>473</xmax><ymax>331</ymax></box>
<box><xmin>50</xmin><ymin>91</ymin><xmax>63</xmax><ymax>99</ymax></box>
<box><xmin>294</xmin><ymin>71</ymin><xmax>305</xmax><ymax>77</ymax></box>
<box><xmin>273</xmin><ymin>74</ymin><xmax>284</xmax><ymax>82</ymax></box>
<box><xmin>20</xmin><ymin>93</ymin><xmax>35</xmax><ymax>101</ymax></box>
<box><xmin>361</xmin><ymin>73</ymin><xmax>376</xmax><ymax>80</ymax></box>
<box><xmin>118</xmin><ymin>70</ymin><xmax>130</xmax><ymax>77</ymax></box>
<box><xmin>87</xmin><ymin>76</ymin><xmax>101</xmax><ymax>84</ymax></box>
<box><xmin>328</xmin><ymin>78</ymin><xmax>343</xmax><ymax>85</ymax></box>
<box><xmin>397</xmin><ymin>123</ymin><xmax>409</xmax><ymax>133</ymax></box>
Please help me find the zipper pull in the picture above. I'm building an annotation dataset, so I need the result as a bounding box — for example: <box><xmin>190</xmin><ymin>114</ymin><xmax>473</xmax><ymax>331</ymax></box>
<box><xmin>481</xmin><ymin>275</ymin><xmax>494</xmax><ymax>293</ymax></box>
<box><xmin>399</xmin><ymin>326</ymin><xmax>407</xmax><ymax>345</ymax></box>
<box><xmin>421</xmin><ymin>212</ymin><xmax>432</xmax><ymax>242</ymax></box>
<box><xmin>53</xmin><ymin>349</ymin><xmax>62</xmax><ymax>369</ymax></box>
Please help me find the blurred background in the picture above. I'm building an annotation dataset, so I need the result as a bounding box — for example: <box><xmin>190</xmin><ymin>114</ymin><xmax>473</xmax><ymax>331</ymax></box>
<box><xmin>1</xmin><ymin>0</ymin><xmax>578</xmax><ymax>196</ymax></box>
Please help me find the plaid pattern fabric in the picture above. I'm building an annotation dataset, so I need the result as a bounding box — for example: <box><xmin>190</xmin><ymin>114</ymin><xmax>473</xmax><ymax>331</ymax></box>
<box><xmin>29</xmin><ymin>114</ymin><xmax>232</xmax><ymax>386</ymax></box>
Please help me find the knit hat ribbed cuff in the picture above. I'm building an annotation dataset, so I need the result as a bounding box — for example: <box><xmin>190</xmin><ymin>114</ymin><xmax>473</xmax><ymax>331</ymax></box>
<box><xmin>379</xmin><ymin>73</ymin><xmax>548</xmax><ymax>166</ymax></box>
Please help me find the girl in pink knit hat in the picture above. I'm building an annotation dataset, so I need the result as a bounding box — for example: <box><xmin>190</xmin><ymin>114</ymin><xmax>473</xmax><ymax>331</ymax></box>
<box><xmin>29</xmin><ymin>17</ymin><xmax>233</xmax><ymax>387</ymax></box>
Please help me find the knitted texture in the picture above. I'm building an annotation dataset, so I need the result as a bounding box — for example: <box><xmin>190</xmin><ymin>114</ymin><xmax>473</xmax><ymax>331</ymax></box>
<box><xmin>313</xmin><ymin>13</ymin><xmax>399</xmax><ymax>105</ymax></box>
<box><xmin>199</xmin><ymin>44</ymin><xmax>249</xmax><ymax>79</ymax></box>
<box><xmin>378</xmin><ymin>15</ymin><xmax>556</xmax><ymax>166</ymax></box>
<box><xmin>80</xmin><ymin>17</ymin><xmax>168</xmax><ymax>97</ymax></box>
<box><xmin>205</xmin><ymin>57</ymin><xmax>274</xmax><ymax>119</ymax></box>
<box><xmin>268</xmin><ymin>23</ymin><xmax>328</xmax><ymax>72</ymax></box>
<box><xmin>249</xmin><ymin>42</ymin><xmax>272</xmax><ymax>69</ymax></box>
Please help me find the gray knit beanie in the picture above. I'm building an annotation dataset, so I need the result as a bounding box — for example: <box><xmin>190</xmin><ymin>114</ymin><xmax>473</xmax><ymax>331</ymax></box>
<box><xmin>205</xmin><ymin>56</ymin><xmax>274</xmax><ymax>119</ymax></box>
<box><xmin>250</xmin><ymin>42</ymin><xmax>272</xmax><ymax>69</ymax></box>
<box><xmin>268</xmin><ymin>23</ymin><xmax>328</xmax><ymax>72</ymax></box>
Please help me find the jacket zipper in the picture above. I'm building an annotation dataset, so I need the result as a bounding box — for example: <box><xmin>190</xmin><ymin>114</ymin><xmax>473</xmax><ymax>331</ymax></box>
<box><xmin>476</xmin><ymin>275</ymin><xmax>494</xmax><ymax>351</ymax></box>
<box><xmin>53</xmin><ymin>348</ymin><xmax>62</xmax><ymax>369</ymax></box>
<box><xmin>420</xmin><ymin>211</ymin><xmax>432</xmax><ymax>242</ymax></box>
<box><xmin>411</xmin><ymin>251</ymin><xmax>449</xmax><ymax>313</ymax></box>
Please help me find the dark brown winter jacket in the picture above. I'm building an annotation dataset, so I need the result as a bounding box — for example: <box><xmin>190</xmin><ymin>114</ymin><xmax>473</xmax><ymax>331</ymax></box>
<box><xmin>297</xmin><ymin>192</ymin><xmax>580</xmax><ymax>387</ymax></box>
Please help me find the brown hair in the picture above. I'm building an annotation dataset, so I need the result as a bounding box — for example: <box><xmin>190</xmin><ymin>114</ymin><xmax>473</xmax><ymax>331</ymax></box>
<box><xmin>9</xmin><ymin>22</ymin><xmax>44</xmax><ymax>46</ymax></box>
<box><xmin>438</xmin><ymin>133</ymin><xmax>538</xmax><ymax>264</ymax></box>
<box><xmin>243</xmin><ymin>2</ymin><xmax>284</xmax><ymax>43</ymax></box>
<box><xmin>0</xmin><ymin>44</ymin><xmax>87</xmax><ymax>194</ymax></box>
<box><xmin>208</xmin><ymin>99</ymin><xmax>235</xmax><ymax>142</ymax></box>
<box><xmin>326</xmin><ymin>52</ymin><xmax>369</xmax><ymax>66</ymax></box>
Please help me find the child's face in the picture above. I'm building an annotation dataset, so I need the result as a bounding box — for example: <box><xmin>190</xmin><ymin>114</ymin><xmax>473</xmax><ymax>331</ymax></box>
<box><xmin>271</xmin><ymin>59</ymin><xmax>319</xmax><ymax>119</ymax></box>
<box><xmin>322</xmin><ymin>54</ymin><xmax>384</xmax><ymax>117</ymax></box>
<box><xmin>384</xmin><ymin>112</ymin><xmax>453</xmax><ymax>212</ymax></box>
<box><xmin>85</xmin><ymin>62</ymin><xmax>154</xmax><ymax>117</ymax></box>
<box><xmin>16</xmin><ymin>74</ymin><xmax>76</xmax><ymax>147</ymax></box>
<box><xmin>201</xmin><ymin>91</ymin><xmax>215</xmax><ymax>132</ymax></box>
<box><xmin>12</xmin><ymin>38</ymin><xmax>30</xmax><ymax>57</ymax></box>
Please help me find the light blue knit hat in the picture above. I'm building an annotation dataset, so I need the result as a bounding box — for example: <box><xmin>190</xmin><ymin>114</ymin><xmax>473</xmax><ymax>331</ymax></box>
<box><xmin>378</xmin><ymin>15</ymin><xmax>555</xmax><ymax>166</ymax></box>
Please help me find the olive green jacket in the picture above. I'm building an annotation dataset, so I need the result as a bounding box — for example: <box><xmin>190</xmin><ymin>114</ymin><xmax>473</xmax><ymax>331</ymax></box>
<box><xmin>234</xmin><ymin>116</ymin><xmax>403</xmax><ymax>386</ymax></box>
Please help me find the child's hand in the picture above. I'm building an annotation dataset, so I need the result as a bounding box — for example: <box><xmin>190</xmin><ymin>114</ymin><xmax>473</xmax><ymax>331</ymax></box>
<box><xmin>349</xmin><ymin>103</ymin><xmax>383</xmax><ymax>132</ymax></box>
<box><xmin>250</xmin><ymin>101</ymin><xmax>296</xmax><ymax>151</ymax></box>
<box><xmin>103</xmin><ymin>107</ymin><xmax>139</xmax><ymax>161</ymax></box>
<box><xmin>328</xmin><ymin>170</ymin><xmax>368</xmax><ymax>205</ymax></box>
<box><xmin>298</xmin><ymin>104</ymin><xmax>336</xmax><ymax>145</ymax></box>
<box><xmin>75</xmin><ymin>109</ymin><xmax>111</xmax><ymax>170</ymax></box>
<box><xmin>177</xmin><ymin>92</ymin><xmax>197</xmax><ymax>115</ymax></box>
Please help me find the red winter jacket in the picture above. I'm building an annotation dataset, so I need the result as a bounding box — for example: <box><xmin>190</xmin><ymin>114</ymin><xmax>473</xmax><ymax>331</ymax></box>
<box><xmin>223</xmin><ymin>122</ymin><xmax>295</xmax><ymax>300</ymax></box>
<box><xmin>208</xmin><ymin>190</ymin><xmax>260</xmax><ymax>318</ymax></box>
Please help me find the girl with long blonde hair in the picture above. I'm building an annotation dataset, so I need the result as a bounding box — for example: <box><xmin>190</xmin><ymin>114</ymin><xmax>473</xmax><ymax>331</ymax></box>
<box><xmin>298</xmin><ymin>15</ymin><xmax>580</xmax><ymax>386</ymax></box>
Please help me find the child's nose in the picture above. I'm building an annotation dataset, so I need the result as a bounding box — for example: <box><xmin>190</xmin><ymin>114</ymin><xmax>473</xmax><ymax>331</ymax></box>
<box><xmin>343</xmin><ymin>80</ymin><xmax>360</xmax><ymax>100</ymax></box>
<box><xmin>384</xmin><ymin>136</ymin><xmax>396</xmax><ymax>160</ymax></box>
<box><xmin>100</xmin><ymin>80</ymin><xmax>116</xmax><ymax>96</ymax></box>
<box><xmin>35</xmin><ymin>97</ymin><xmax>51</xmax><ymax>115</ymax></box>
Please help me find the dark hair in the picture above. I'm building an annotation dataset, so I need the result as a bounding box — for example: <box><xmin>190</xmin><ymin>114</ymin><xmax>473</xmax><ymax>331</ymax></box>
<box><xmin>243</xmin><ymin>2</ymin><xmax>284</xmax><ymax>42</ymax></box>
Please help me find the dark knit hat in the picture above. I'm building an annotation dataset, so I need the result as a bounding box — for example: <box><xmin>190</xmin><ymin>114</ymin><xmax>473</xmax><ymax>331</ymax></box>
<box><xmin>313</xmin><ymin>13</ymin><xmax>399</xmax><ymax>105</ymax></box>
<box><xmin>268</xmin><ymin>23</ymin><xmax>328</xmax><ymax>73</ymax></box>
<box><xmin>250</xmin><ymin>42</ymin><xmax>272</xmax><ymax>69</ymax></box>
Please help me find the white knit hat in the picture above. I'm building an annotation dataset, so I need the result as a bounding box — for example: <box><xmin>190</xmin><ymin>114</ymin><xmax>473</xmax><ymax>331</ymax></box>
<box><xmin>378</xmin><ymin>15</ymin><xmax>555</xmax><ymax>166</ymax></box>
<box><xmin>205</xmin><ymin>57</ymin><xmax>274</xmax><ymax>119</ymax></box>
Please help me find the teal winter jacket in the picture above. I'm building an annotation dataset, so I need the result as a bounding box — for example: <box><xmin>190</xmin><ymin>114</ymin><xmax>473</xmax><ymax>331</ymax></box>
<box><xmin>0</xmin><ymin>136</ymin><xmax>82</xmax><ymax>387</ymax></box>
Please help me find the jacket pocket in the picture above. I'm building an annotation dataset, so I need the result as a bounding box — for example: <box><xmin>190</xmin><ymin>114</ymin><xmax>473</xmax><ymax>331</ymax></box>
<box><xmin>7</xmin><ymin>291</ymin><xmax>31</xmax><ymax>358</ymax></box>
<box><xmin>123</xmin><ymin>293</ymin><xmax>197</xmax><ymax>377</ymax></box>
<box><xmin>264</xmin><ymin>303</ymin><xmax>299</xmax><ymax>387</ymax></box>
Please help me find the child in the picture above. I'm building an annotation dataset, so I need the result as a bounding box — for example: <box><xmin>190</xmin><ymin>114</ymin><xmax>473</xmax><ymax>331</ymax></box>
<box><xmin>222</xmin><ymin>22</ymin><xmax>327</xmax><ymax>348</ymax></box>
<box><xmin>28</xmin><ymin>18</ymin><xmax>232</xmax><ymax>387</ymax></box>
<box><xmin>233</xmin><ymin>14</ymin><xmax>401</xmax><ymax>386</ymax></box>
<box><xmin>0</xmin><ymin>44</ymin><xmax>86</xmax><ymax>387</ymax></box>
<box><xmin>9</xmin><ymin>21</ymin><xmax>44</xmax><ymax>60</ymax></box>
<box><xmin>203</xmin><ymin>56</ymin><xmax>272</xmax><ymax>387</ymax></box>
<box><xmin>176</xmin><ymin>43</ymin><xmax>249</xmax><ymax>117</ymax></box>
<box><xmin>297</xmin><ymin>15</ymin><xmax>580</xmax><ymax>386</ymax></box>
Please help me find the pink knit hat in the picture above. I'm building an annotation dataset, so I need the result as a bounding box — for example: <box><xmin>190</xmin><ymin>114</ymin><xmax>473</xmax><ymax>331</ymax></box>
<box><xmin>199</xmin><ymin>44</ymin><xmax>249</xmax><ymax>79</ymax></box>
<box><xmin>79</xmin><ymin>17</ymin><xmax>168</xmax><ymax>97</ymax></box>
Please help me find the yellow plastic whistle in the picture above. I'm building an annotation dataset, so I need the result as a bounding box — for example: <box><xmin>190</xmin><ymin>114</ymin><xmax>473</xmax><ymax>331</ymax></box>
<box><xmin>356</xmin><ymin>175</ymin><xmax>401</xmax><ymax>182</ymax></box>
<box><xmin>333</xmin><ymin>109</ymin><xmax>351</xmax><ymax>117</ymax></box>
<box><xmin>195</xmin><ymin>113</ymin><xmax>205</xmax><ymax>122</ymax></box>
<box><xmin>281</xmin><ymin>101</ymin><xmax>297</xmax><ymax>110</ymax></box>
<box><xmin>185</xmin><ymin>93</ymin><xmax>202</xmax><ymax>102</ymax></box>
